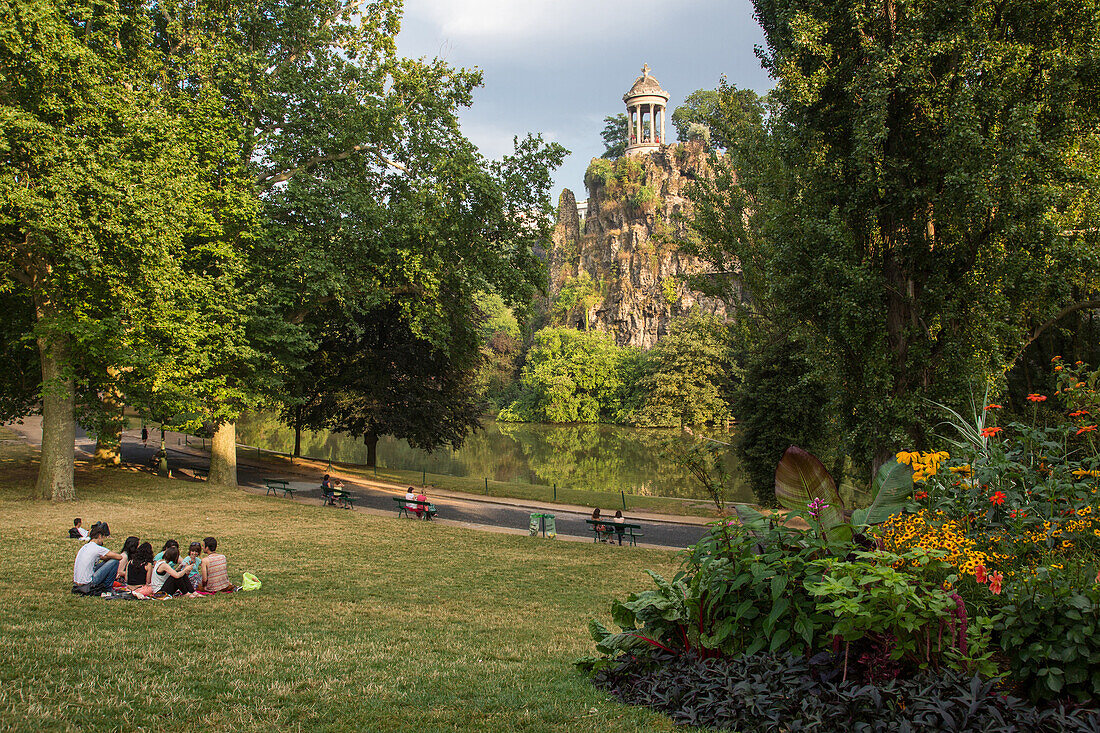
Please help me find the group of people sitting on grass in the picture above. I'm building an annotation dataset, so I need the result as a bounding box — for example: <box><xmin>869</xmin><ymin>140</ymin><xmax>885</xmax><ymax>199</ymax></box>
<box><xmin>591</xmin><ymin>508</ymin><xmax>627</xmax><ymax>544</ymax></box>
<box><xmin>71</xmin><ymin>519</ymin><xmax>234</xmax><ymax>598</ymax></box>
<box><xmin>404</xmin><ymin>487</ymin><xmax>437</xmax><ymax>519</ymax></box>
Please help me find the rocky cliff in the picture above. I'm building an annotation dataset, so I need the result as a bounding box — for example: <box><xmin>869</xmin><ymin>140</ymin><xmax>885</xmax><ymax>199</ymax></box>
<box><xmin>548</xmin><ymin>142</ymin><xmax>729</xmax><ymax>349</ymax></box>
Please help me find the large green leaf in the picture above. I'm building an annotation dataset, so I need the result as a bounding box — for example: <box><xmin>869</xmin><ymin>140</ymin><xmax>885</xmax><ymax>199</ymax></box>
<box><xmin>774</xmin><ymin>445</ymin><xmax>845</xmax><ymax>529</ymax></box>
<box><xmin>862</xmin><ymin>459</ymin><xmax>914</xmax><ymax>525</ymax></box>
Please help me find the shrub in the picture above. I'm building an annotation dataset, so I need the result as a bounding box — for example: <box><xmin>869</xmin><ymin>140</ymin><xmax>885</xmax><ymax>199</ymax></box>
<box><xmin>590</xmin><ymin>650</ymin><xmax>1100</xmax><ymax>732</ymax></box>
<box><xmin>584</xmin><ymin>158</ymin><xmax>613</xmax><ymax>188</ymax></box>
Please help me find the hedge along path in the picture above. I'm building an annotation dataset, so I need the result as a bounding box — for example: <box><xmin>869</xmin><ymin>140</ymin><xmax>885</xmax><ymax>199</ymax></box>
<box><xmin>0</xmin><ymin>447</ymin><xmax>683</xmax><ymax>732</ymax></box>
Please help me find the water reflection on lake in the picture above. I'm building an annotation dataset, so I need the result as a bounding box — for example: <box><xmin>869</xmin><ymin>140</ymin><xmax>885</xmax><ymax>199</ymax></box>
<box><xmin>235</xmin><ymin>413</ymin><xmax>752</xmax><ymax>502</ymax></box>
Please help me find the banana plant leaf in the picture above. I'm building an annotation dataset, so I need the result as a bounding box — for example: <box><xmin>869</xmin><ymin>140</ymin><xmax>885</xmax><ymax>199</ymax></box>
<box><xmin>774</xmin><ymin>445</ymin><xmax>846</xmax><ymax>530</ymax></box>
<box><xmin>858</xmin><ymin>459</ymin><xmax>914</xmax><ymax>526</ymax></box>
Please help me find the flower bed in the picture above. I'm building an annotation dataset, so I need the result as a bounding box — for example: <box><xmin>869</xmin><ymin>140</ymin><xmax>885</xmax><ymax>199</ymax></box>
<box><xmin>580</xmin><ymin>360</ymin><xmax>1100</xmax><ymax>726</ymax></box>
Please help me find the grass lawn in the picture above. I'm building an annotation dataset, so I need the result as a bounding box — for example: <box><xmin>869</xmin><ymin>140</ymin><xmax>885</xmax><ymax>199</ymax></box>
<box><xmin>0</xmin><ymin>443</ymin><xmax>684</xmax><ymax>732</ymax></box>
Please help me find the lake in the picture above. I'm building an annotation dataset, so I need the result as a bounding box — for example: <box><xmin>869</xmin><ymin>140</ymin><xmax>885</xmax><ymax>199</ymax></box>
<box><xmin>235</xmin><ymin>413</ymin><xmax>752</xmax><ymax>502</ymax></box>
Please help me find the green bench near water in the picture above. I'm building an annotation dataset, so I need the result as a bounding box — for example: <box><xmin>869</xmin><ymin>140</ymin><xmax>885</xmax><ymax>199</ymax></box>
<box><xmin>265</xmin><ymin>479</ymin><xmax>296</xmax><ymax>498</ymax></box>
<box><xmin>392</xmin><ymin>496</ymin><xmax>435</xmax><ymax>519</ymax></box>
<box><xmin>586</xmin><ymin>518</ymin><xmax>643</xmax><ymax>546</ymax></box>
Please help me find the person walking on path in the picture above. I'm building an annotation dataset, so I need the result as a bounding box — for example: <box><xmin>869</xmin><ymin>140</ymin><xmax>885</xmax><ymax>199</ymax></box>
<box><xmin>141</xmin><ymin>426</ymin><xmax>148</xmax><ymax>447</ymax></box>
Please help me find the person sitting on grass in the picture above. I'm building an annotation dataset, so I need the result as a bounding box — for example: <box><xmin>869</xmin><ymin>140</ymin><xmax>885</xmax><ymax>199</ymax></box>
<box><xmin>200</xmin><ymin>537</ymin><xmax>234</xmax><ymax>593</ymax></box>
<box><xmin>69</xmin><ymin>518</ymin><xmax>88</xmax><ymax>540</ymax></box>
<box><xmin>184</xmin><ymin>542</ymin><xmax>204</xmax><ymax>590</ymax></box>
<box><xmin>151</xmin><ymin>546</ymin><xmax>196</xmax><ymax>596</ymax></box>
<box><xmin>154</xmin><ymin>539</ymin><xmax>179</xmax><ymax>564</ymax></box>
<box><xmin>115</xmin><ymin>536</ymin><xmax>140</xmax><ymax>581</ymax></box>
<box><xmin>72</xmin><ymin>525</ymin><xmax>123</xmax><ymax>594</ymax></box>
<box><xmin>415</xmin><ymin>490</ymin><xmax>436</xmax><ymax>520</ymax></box>
<box><xmin>125</xmin><ymin>542</ymin><xmax>156</xmax><ymax>596</ymax></box>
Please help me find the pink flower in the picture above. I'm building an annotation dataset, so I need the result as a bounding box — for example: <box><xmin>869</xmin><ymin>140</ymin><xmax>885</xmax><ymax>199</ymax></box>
<box><xmin>974</xmin><ymin>564</ymin><xmax>988</xmax><ymax>583</ymax></box>
<box><xmin>989</xmin><ymin>572</ymin><xmax>1004</xmax><ymax>594</ymax></box>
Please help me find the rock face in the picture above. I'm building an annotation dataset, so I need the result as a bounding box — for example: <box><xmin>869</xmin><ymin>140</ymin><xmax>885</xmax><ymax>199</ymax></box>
<box><xmin>548</xmin><ymin>142</ymin><xmax>730</xmax><ymax>349</ymax></box>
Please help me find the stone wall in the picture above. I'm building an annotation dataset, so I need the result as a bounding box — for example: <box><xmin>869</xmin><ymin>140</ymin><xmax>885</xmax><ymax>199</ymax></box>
<box><xmin>548</xmin><ymin>141</ymin><xmax>731</xmax><ymax>349</ymax></box>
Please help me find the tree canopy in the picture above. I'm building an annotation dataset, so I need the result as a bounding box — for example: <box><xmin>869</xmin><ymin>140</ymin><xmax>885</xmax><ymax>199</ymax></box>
<box><xmin>687</xmin><ymin>0</ymin><xmax>1100</xmax><ymax>472</ymax></box>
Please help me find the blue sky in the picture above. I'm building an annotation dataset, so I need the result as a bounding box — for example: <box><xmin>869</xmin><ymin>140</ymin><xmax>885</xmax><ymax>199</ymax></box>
<box><xmin>396</xmin><ymin>0</ymin><xmax>772</xmax><ymax>198</ymax></box>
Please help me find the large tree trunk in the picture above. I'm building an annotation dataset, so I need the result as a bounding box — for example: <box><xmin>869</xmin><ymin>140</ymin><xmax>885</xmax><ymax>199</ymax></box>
<box><xmin>293</xmin><ymin>406</ymin><xmax>302</xmax><ymax>458</ymax></box>
<box><xmin>209</xmin><ymin>421</ymin><xmax>238</xmax><ymax>487</ymax></box>
<box><xmin>35</xmin><ymin>328</ymin><xmax>76</xmax><ymax>501</ymax></box>
<box><xmin>365</xmin><ymin>429</ymin><xmax>378</xmax><ymax>468</ymax></box>
<box><xmin>93</xmin><ymin>378</ymin><xmax>124</xmax><ymax>466</ymax></box>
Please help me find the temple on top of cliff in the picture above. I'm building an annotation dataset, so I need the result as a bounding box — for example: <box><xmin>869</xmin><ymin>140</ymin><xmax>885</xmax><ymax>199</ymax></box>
<box><xmin>623</xmin><ymin>64</ymin><xmax>669</xmax><ymax>155</ymax></box>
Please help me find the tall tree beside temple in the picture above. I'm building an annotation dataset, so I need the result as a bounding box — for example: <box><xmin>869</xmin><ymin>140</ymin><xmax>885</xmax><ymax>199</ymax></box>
<box><xmin>689</xmin><ymin>0</ymin><xmax>1100</xmax><ymax>472</ymax></box>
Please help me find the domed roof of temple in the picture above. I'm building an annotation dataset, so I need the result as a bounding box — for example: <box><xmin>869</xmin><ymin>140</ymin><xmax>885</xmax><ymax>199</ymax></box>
<box><xmin>624</xmin><ymin>64</ymin><xmax>669</xmax><ymax>100</ymax></box>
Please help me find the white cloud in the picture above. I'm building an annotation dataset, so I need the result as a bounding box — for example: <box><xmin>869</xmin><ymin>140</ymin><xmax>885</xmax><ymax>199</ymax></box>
<box><xmin>404</xmin><ymin>0</ymin><xmax>695</xmax><ymax>50</ymax></box>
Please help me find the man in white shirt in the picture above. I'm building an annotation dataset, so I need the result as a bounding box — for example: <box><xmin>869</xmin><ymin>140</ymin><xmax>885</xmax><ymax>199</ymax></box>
<box><xmin>72</xmin><ymin>525</ymin><xmax>123</xmax><ymax>594</ymax></box>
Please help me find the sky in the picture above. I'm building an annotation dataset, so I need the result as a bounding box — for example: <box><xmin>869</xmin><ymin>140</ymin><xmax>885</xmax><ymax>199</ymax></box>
<box><xmin>395</xmin><ymin>0</ymin><xmax>772</xmax><ymax>198</ymax></box>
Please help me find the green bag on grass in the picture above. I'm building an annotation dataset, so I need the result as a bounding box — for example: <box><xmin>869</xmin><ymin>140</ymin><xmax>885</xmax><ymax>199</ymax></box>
<box><xmin>241</xmin><ymin>572</ymin><xmax>262</xmax><ymax>591</ymax></box>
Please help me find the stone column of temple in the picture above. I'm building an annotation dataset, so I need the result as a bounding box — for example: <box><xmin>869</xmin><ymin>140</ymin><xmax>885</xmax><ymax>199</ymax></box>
<box><xmin>635</xmin><ymin>106</ymin><xmax>641</xmax><ymax>145</ymax></box>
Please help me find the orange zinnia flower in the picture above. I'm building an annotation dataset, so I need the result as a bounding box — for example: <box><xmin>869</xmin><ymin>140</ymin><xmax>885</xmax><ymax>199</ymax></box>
<box><xmin>985</xmin><ymin>404</ymin><xmax>1002</xmax><ymax>410</ymax></box>
<box><xmin>989</xmin><ymin>572</ymin><xmax>1004</xmax><ymax>594</ymax></box>
<box><xmin>989</xmin><ymin>491</ymin><xmax>1006</xmax><ymax>505</ymax></box>
<box><xmin>1069</xmin><ymin>410</ymin><xmax>1091</xmax><ymax>417</ymax></box>
<box><xmin>1052</xmin><ymin>356</ymin><xmax>1062</xmax><ymax>362</ymax></box>
<box><xmin>979</xmin><ymin>427</ymin><xmax>1003</xmax><ymax>438</ymax></box>
<box><xmin>914</xmin><ymin>490</ymin><xmax>928</xmax><ymax>500</ymax></box>
<box><xmin>1027</xmin><ymin>393</ymin><xmax>1047</xmax><ymax>402</ymax></box>
<box><xmin>1077</xmin><ymin>425</ymin><xmax>1098</xmax><ymax>436</ymax></box>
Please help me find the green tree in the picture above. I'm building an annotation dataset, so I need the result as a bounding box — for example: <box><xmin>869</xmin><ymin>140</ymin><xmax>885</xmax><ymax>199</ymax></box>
<box><xmin>551</xmin><ymin>273</ymin><xmax>602</xmax><ymax>330</ymax></box>
<box><xmin>672</xmin><ymin>86</ymin><xmax>764</xmax><ymax>150</ymax></box>
<box><xmin>291</xmin><ymin>300</ymin><xmax>484</xmax><ymax>467</ymax></box>
<box><xmin>635</xmin><ymin>311</ymin><xmax>735</xmax><ymax>428</ymax></box>
<box><xmin>156</xmin><ymin>1</ymin><xmax>565</xmax><ymax>485</ymax></box>
<box><xmin>499</xmin><ymin>327</ymin><xmax>631</xmax><ymax>424</ymax></box>
<box><xmin>600</xmin><ymin>113</ymin><xmax>628</xmax><ymax>159</ymax></box>
<box><xmin>0</xmin><ymin>0</ymin><xmax>226</xmax><ymax>498</ymax></box>
<box><xmin>688</xmin><ymin>0</ymin><xmax>1100</xmax><ymax>473</ymax></box>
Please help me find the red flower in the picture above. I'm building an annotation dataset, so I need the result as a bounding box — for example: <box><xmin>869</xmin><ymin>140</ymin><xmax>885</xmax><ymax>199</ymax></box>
<box><xmin>1027</xmin><ymin>393</ymin><xmax>1047</xmax><ymax>402</ymax></box>
<box><xmin>1008</xmin><ymin>510</ymin><xmax>1027</xmax><ymax>519</ymax></box>
<box><xmin>1052</xmin><ymin>356</ymin><xmax>1062</xmax><ymax>362</ymax></box>
<box><xmin>989</xmin><ymin>491</ymin><xmax>1006</xmax><ymax>505</ymax></box>
<box><xmin>989</xmin><ymin>571</ymin><xmax>1004</xmax><ymax>595</ymax></box>
<box><xmin>979</xmin><ymin>427</ymin><xmax>1003</xmax><ymax>438</ymax></box>
<box><xmin>984</xmin><ymin>404</ymin><xmax>1002</xmax><ymax>410</ymax></box>
<box><xmin>1077</xmin><ymin>425</ymin><xmax>1098</xmax><ymax>436</ymax></box>
<box><xmin>974</xmin><ymin>564</ymin><xmax>988</xmax><ymax>583</ymax></box>
<box><xmin>1069</xmin><ymin>410</ymin><xmax>1091</xmax><ymax>418</ymax></box>
<box><xmin>914</xmin><ymin>490</ymin><xmax>928</xmax><ymax>500</ymax></box>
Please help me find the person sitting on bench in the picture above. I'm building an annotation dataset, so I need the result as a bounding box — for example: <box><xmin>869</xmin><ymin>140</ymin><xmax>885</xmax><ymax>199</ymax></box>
<box><xmin>415</xmin><ymin>490</ymin><xmax>437</xmax><ymax>520</ymax></box>
<box><xmin>612</xmin><ymin>510</ymin><xmax>626</xmax><ymax>545</ymax></box>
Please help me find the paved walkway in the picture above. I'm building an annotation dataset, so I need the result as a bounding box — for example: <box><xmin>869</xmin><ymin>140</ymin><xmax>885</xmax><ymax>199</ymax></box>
<box><xmin>6</xmin><ymin>419</ymin><xmax>714</xmax><ymax>549</ymax></box>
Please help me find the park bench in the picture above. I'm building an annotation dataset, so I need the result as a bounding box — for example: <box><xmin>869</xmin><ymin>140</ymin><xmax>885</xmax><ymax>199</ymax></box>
<box><xmin>392</xmin><ymin>496</ymin><xmax>435</xmax><ymax>520</ymax></box>
<box><xmin>585</xmin><ymin>518</ymin><xmax>643</xmax><ymax>546</ymax></box>
<box><xmin>265</xmin><ymin>479</ymin><xmax>296</xmax><ymax>498</ymax></box>
<box><xmin>321</xmin><ymin>486</ymin><xmax>355</xmax><ymax>509</ymax></box>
